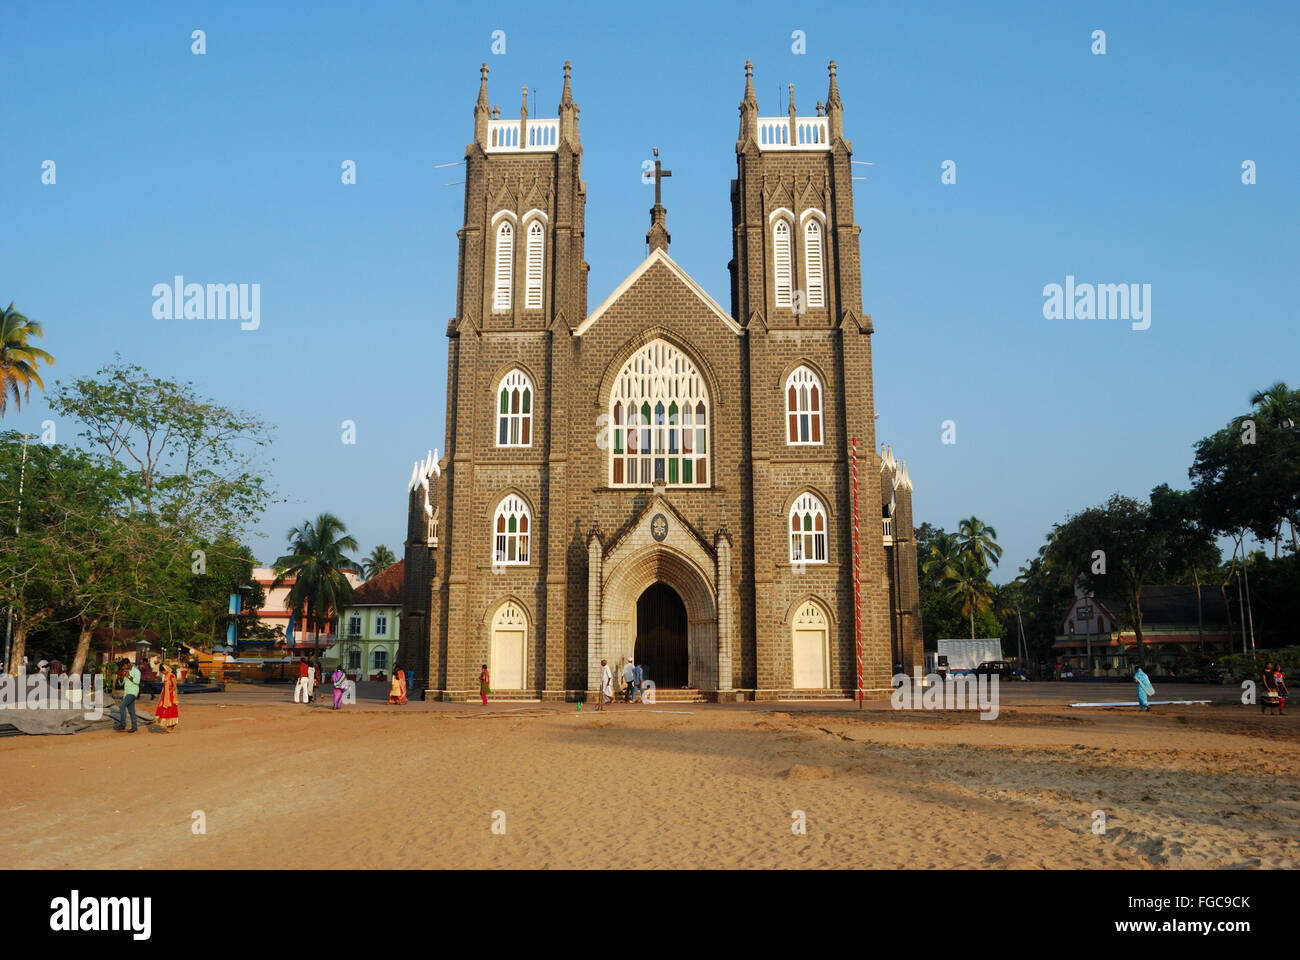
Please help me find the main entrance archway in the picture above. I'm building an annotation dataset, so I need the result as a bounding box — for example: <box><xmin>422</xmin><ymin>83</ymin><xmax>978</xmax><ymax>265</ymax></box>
<box><xmin>635</xmin><ymin>583</ymin><xmax>688</xmax><ymax>688</ymax></box>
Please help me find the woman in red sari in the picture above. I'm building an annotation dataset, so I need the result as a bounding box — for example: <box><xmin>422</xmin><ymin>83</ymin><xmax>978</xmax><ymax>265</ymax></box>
<box><xmin>388</xmin><ymin>663</ymin><xmax>408</xmax><ymax>705</ymax></box>
<box><xmin>155</xmin><ymin>663</ymin><xmax>180</xmax><ymax>732</ymax></box>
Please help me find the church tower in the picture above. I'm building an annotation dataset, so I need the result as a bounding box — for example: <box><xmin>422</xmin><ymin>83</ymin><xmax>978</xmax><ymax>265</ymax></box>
<box><xmin>729</xmin><ymin>60</ymin><xmax>901</xmax><ymax>692</ymax></box>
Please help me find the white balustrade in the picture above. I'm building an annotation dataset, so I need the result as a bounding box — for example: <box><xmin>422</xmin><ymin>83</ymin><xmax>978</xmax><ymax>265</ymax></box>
<box><xmin>486</xmin><ymin>118</ymin><xmax>560</xmax><ymax>153</ymax></box>
<box><xmin>757</xmin><ymin>116</ymin><xmax>829</xmax><ymax>150</ymax></box>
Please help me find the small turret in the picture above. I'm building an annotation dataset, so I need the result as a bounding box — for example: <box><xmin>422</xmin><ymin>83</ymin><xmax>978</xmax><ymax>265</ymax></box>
<box><xmin>737</xmin><ymin>59</ymin><xmax>758</xmax><ymax>147</ymax></box>
<box><xmin>474</xmin><ymin>64</ymin><xmax>491</xmax><ymax>147</ymax></box>
<box><xmin>825</xmin><ymin>60</ymin><xmax>844</xmax><ymax>142</ymax></box>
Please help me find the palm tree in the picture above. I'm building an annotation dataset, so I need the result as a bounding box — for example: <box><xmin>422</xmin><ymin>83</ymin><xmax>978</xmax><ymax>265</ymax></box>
<box><xmin>272</xmin><ymin>513</ymin><xmax>361</xmax><ymax>644</ymax></box>
<box><xmin>362</xmin><ymin>544</ymin><xmax>397</xmax><ymax>580</ymax></box>
<box><xmin>0</xmin><ymin>304</ymin><xmax>55</xmax><ymax>418</ymax></box>
<box><xmin>957</xmin><ymin>516</ymin><xmax>1003</xmax><ymax>572</ymax></box>
<box><xmin>950</xmin><ymin>554</ymin><xmax>996</xmax><ymax>640</ymax></box>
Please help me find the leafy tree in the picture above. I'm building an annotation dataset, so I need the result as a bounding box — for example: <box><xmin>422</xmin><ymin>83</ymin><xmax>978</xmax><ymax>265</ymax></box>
<box><xmin>272</xmin><ymin>514</ymin><xmax>361</xmax><ymax>641</ymax></box>
<box><xmin>1190</xmin><ymin>382</ymin><xmax>1300</xmax><ymax>550</ymax></box>
<box><xmin>0</xmin><ymin>303</ymin><xmax>55</xmax><ymax>418</ymax></box>
<box><xmin>362</xmin><ymin>544</ymin><xmax>397</xmax><ymax>580</ymax></box>
<box><xmin>1149</xmin><ymin>484</ymin><xmax>1221</xmax><ymax>651</ymax></box>
<box><xmin>1048</xmin><ymin>494</ymin><xmax>1173</xmax><ymax>665</ymax></box>
<box><xmin>48</xmin><ymin>357</ymin><xmax>272</xmax><ymax>536</ymax></box>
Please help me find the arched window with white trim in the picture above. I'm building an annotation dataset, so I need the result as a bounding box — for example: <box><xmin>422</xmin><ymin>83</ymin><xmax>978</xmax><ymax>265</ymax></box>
<box><xmin>493</xmin><ymin>495</ymin><xmax>531</xmax><ymax>565</ymax></box>
<box><xmin>803</xmin><ymin>216</ymin><xmax>825</xmax><ymax>307</ymax></box>
<box><xmin>524</xmin><ymin>219</ymin><xmax>544</xmax><ymax>309</ymax></box>
<box><xmin>496</xmin><ymin>369</ymin><xmax>533</xmax><ymax>447</ymax></box>
<box><xmin>785</xmin><ymin>366</ymin><xmax>823</xmax><ymax>445</ymax></box>
<box><xmin>789</xmin><ymin>493</ymin><xmax>828</xmax><ymax>564</ymax></box>
<box><xmin>773</xmin><ymin>217</ymin><xmax>793</xmax><ymax>308</ymax></box>
<box><xmin>609</xmin><ymin>339</ymin><xmax>709</xmax><ymax>487</ymax></box>
<box><xmin>493</xmin><ymin>219</ymin><xmax>513</xmax><ymax>311</ymax></box>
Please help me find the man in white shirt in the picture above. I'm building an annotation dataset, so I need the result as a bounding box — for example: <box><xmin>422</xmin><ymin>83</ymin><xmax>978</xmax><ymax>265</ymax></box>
<box><xmin>598</xmin><ymin>659</ymin><xmax>612</xmax><ymax>711</ymax></box>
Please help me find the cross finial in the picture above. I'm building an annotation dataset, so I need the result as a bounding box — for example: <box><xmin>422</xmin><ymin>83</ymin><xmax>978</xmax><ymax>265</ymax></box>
<box><xmin>650</xmin><ymin>147</ymin><xmax>672</xmax><ymax>207</ymax></box>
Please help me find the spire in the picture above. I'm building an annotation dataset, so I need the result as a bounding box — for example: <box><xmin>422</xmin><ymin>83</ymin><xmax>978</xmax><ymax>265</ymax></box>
<box><xmin>646</xmin><ymin>147</ymin><xmax>672</xmax><ymax>254</ymax></box>
<box><xmin>787</xmin><ymin>83</ymin><xmax>797</xmax><ymax>141</ymax></box>
<box><xmin>825</xmin><ymin>59</ymin><xmax>844</xmax><ymax>141</ymax></box>
<box><xmin>737</xmin><ymin>59</ymin><xmax>758</xmax><ymax>146</ymax></box>
<box><xmin>519</xmin><ymin>84</ymin><xmax>528</xmax><ymax>143</ymax></box>
<box><xmin>558</xmin><ymin>60</ymin><xmax>580</xmax><ymax>147</ymax></box>
<box><xmin>474</xmin><ymin>63</ymin><xmax>490</xmax><ymax>147</ymax></box>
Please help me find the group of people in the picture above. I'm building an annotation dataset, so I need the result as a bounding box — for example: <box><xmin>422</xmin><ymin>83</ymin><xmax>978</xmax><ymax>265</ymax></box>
<box><xmin>595</xmin><ymin>657</ymin><xmax>649</xmax><ymax>710</ymax></box>
<box><xmin>111</xmin><ymin>657</ymin><xmax>179</xmax><ymax>733</ymax></box>
<box><xmin>1261</xmin><ymin>662</ymin><xmax>1288</xmax><ymax>715</ymax></box>
<box><xmin>295</xmin><ymin>658</ymin><xmax>357</xmax><ymax>710</ymax></box>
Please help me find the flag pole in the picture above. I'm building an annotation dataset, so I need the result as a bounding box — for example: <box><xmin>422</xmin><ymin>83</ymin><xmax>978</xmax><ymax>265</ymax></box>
<box><xmin>852</xmin><ymin>437</ymin><xmax>863</xmax><ymax>708</ymax></box>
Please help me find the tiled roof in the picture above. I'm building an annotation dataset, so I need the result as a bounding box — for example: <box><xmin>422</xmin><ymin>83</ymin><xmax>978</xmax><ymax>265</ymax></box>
<box><xmin>352</xmin><ymin>560</ymin><xmax>404</xmax><ymax>606</ymax></box>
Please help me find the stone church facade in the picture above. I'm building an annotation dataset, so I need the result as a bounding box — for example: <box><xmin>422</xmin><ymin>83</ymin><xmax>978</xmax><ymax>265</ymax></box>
<box><xmin>402</xmin><ymin>60</ymin><xmax>922</xmax><ymax>701</ymax></box>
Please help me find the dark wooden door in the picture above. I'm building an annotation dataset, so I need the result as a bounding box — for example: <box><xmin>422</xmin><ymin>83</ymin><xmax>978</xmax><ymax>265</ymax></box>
<box><xmin>635</xmin><ymin>583</ymin><xmax>689</xmax><ymax>688</ymax></box>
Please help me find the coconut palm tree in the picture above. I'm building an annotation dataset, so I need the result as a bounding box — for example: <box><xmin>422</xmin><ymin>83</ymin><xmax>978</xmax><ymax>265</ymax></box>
<box><xmin>362</xmin><ymin>544</ymin><xmax>397</xmax><ymax>580</ymax></box>
<box><xmin>957</xmin><ymin>516</ymin><xmax>1003</xmax><ymax>572</ymax></box>
<box><xmin>272</xmin><ymin>513</ymin><xmax>361</xmax><ymax>644</ymax></box>
<box><xmin>0</xmin><ymin>303</ymin><xmax>56</xmax><ymax>418</ymax></box>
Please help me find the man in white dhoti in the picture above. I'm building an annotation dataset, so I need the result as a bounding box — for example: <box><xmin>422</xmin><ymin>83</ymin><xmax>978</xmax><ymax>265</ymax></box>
<box><xmin>598</xmin><ymin>659</ymin><xmax>612</xmax><ymax>711</ymax></box>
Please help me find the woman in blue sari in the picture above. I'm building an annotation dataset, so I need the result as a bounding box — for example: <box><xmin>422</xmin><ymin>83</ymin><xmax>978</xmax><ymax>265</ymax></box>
<box><xmin>1133</xmin><ymin>666</ymin><xmax>1154</xmax><ymax>711</ymax></box>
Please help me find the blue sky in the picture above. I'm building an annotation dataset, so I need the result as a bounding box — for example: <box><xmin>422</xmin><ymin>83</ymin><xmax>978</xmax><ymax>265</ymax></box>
<box><xmin>3</xmin><ymin>0</ymin><xmax>1296</xmax><ymax>578</ymax></box>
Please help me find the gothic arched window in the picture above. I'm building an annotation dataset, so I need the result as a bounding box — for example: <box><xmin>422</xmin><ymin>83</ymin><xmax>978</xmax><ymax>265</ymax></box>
<box><xmin>524</xmin><ymin>219</ymin><xmax>544</xmax><ymax>309</ymax></box>
<box><xmin>785</xmin><ymin>366</ymin><xmax>823</xmax><ymax>445</ymax></box>
<box><xmin>493</xmin><ymin>495</ymin><xmax>531</xmax><ymax>566</ymax></box>
<box><xmin>496</xmin><ymin>369</ymin><xmax>533</xmax><ymax>447</ymax></box>
<box><xmin>493</xmin><ymin>219</ymin><xmax>514</xmax><ymax>312</ymax></box>
<box><xmin>773</xmin><ymin>217</ymin><xmax>793</xmax><ymax>308</ymax></box>
<box><xmin>803</xmin><ymin>215</ymin><xmax>825</xmax><ymax>307</ymax></box>
<box><xmin>789</xmin><ymin>493</ymin><xmax>828</xmax><ymax>564</ymax></box>
<box><xmin>609</xmin><ymin>339</ymin><xmax>710</xmax><ymax>487</ymax></box>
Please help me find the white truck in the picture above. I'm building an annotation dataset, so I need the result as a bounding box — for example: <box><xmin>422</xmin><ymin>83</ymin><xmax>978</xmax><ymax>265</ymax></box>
<box><xmin>930</xmin><ymin>639</ymin><xmax>1004</xmax><ymax>676</ymax></box>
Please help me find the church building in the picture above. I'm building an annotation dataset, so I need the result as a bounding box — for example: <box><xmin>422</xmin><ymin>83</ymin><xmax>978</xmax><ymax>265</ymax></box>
<box><xmin>401</xmin><ymin>60</ymin><xmax>922</xmax><ymax>701</ymax></box>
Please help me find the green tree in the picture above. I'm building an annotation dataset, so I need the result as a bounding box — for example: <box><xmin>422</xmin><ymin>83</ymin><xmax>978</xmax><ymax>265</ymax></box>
<box><xmin>1048</xmin><ymin>494</ymin><xmax>1170</xmax><ymax>666</ymax></box>
<box><xmin>1149</xmin><ymin>483</ymin><xmax>1221</xmax><ymax>652</ymax></box>
<box><xmin>49</xmin><ymin>357</ymin><xmax>272</xmax><ymax>535</ymax></box>
<box><xmin>362</xmin><ymin>544</ymin><xmax>397</xmax><ymax>580</ymax></box>
<box><xmin>921</xmin><ymin>519</ymin><xmax>1002</xmax><ymax>640</ymax></box>
<box><xmin>273</xmin><ymin>514</ymin><xmax>361</xmax><ymax>642</ymax></box>
<box><xmin>0</xmin><ymin>304</ymin><xmax>55</xmax><ymax>418</ymax></box>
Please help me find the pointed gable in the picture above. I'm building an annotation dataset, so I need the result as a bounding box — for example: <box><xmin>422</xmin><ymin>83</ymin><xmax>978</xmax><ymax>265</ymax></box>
<box><xmin>574</xmin><ymin>248</ymin><xmax>743</xmax><ymax>337</ymax></box>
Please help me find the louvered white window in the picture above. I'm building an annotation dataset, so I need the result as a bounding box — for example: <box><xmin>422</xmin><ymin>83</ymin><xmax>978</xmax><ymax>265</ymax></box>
<box><xmin>525</xmin><ymin>220</ymin><xmax>544</xmax><ymax>309</ymax></box>
<box><xmin>493</xmin><ymin>220</ymin><xmax>513</xmax><ymax>312</ymax></box>
<box><xmin>773</xmin><ymin>218</ymin><xmax>792</xmax><ymax>307</ymax></box>
<box><xmin>804</xmin><ymin>217</ymin><xmax>825</xmax><ymax>307</ymax></box>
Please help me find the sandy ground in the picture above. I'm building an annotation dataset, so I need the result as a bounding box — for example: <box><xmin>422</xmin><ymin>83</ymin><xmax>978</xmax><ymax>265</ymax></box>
<box><xmin>2</xmin><ymin>688</ymin><xmax>1297</xmax><ymax>869</ymax></box>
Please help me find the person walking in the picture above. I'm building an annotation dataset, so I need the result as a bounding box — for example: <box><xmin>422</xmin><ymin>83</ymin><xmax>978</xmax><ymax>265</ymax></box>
<box><xmin>633</xmin><ymin>661</ymin><xmax>644</xmax><ymax>704</ymax></box>
<box><xmin>314</xmin><ymin>660</ymin><xmax>324</xmax><ymax>702</ymax></box>
<box><xmin>331</xmin><ymin>665</ymin><xmax>348</xmax><ymax>709</ymax></box>
<box><xmin>389</xmin><ymin>663</ymin><xmax>408</xmax><ymax>704</ymax></box>
<box><xmin>478</xmin><ymin>664</ymin><xmax>490</xmax><ymax>706</ymax></box>
<box><xmin>294</xmin><ymin>659</ymin><xmax>311</xmax><ymax>704</ymax></box>
<box><xmin>1274</xmin><ymin>664</ymin><xmax>1288</xmax><ymax>715</ymax></box>
<box><xmin>154</xmin><ymin>663</ymin><xmax>180</xmax><ymax>732</ymax></box>
<box><xmin>114</xmin><ymin>657</ymin><xmax>141</xmax><ymax>733</ymax></box>
<box><xmin>1261</xmin><ymin>662</ymin><xmax>1279</xmax><ymax>716</ymax></box>
<box><xmin>622</xmin><ymin>657</ymin><xmax>635</xmax><ymax>702</ymax></box>
<box><xmin>1133</xmin><ymin>665</ymin><xmax>1154</xmax><ymax>712</ymax></box>
<box><xmin>599</xmin><ymin>658</ymin><xmax>613</xmax><ymax>710</ymax></box>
